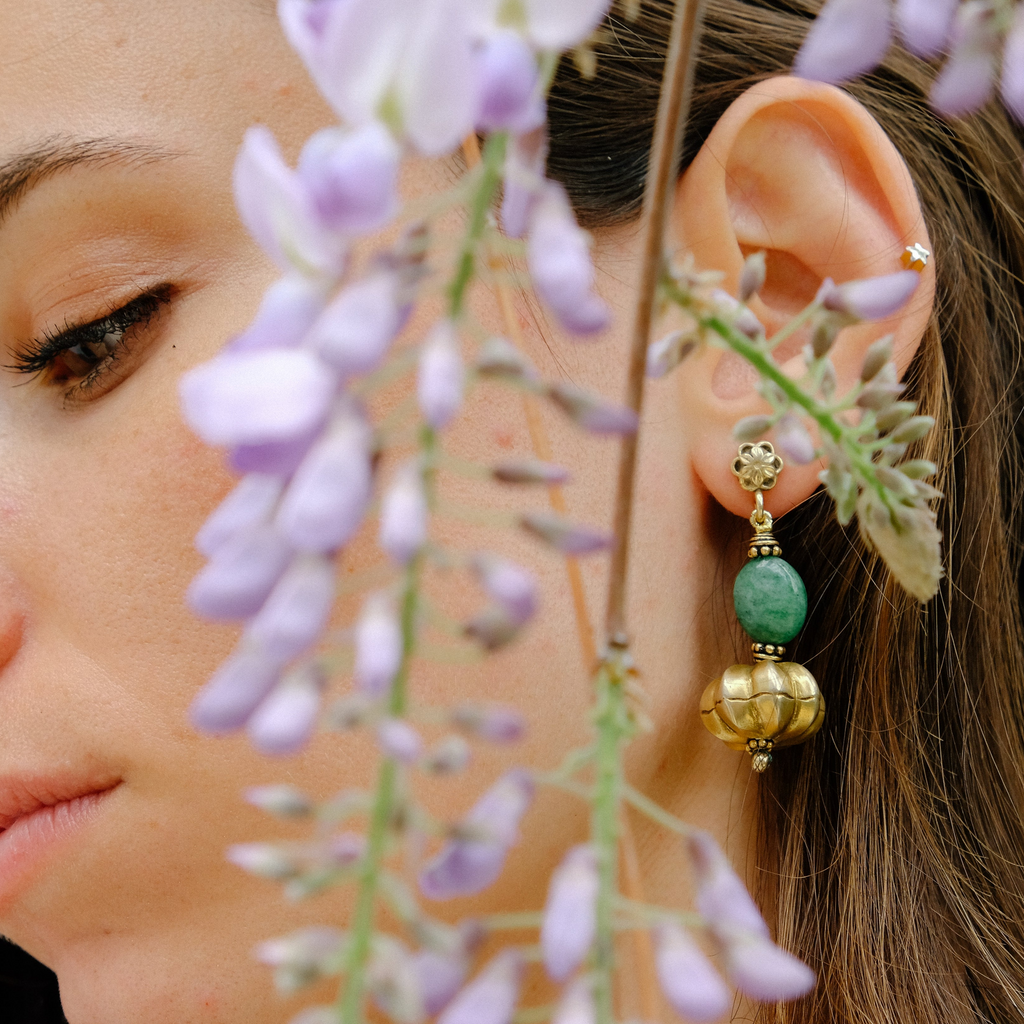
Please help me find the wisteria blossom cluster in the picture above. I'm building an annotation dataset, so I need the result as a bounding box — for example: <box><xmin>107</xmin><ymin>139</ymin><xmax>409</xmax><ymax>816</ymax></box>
<box><xmin>799</xmin><ymin>0</ymin><xmax>1024</xmax><ymax>121</ymax></box>
<box><xmin>174</xmin><ymin>1</ymin><xmax>952</xmax><ymax>1023</ymax></box>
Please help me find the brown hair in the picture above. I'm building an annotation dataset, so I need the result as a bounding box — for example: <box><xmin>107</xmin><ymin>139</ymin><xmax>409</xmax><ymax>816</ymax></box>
<box><xmin>548</xmin><ymin>2</ymin><xmax>1024</xmax><ymax>1021</ymax></box>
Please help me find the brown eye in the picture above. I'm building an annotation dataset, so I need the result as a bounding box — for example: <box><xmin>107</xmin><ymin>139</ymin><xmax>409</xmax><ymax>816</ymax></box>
<box><xmin>53</xmin><ymin>332</ymin><xmax>122</xmax><ymax>379</ymax></box>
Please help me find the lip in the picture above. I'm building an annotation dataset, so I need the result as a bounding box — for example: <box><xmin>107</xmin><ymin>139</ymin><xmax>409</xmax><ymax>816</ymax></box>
<box><xmin>0</xmin><ymin>774</ymin><xmax>121</xmax><ymax>903</ymax></box>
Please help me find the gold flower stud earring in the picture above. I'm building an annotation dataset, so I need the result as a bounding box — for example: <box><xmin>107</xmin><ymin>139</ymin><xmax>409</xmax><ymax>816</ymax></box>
<box><xmin>699</xmin><ymin>442</ymin><xmax>825</xmax><ymax>772</ymax></box>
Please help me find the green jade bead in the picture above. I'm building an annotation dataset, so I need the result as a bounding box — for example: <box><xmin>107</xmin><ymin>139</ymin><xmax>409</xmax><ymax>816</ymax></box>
<box><xmin>733</xmin><ymin>555</ymin><xmax>807</xmax><ymax>644</ymax></box>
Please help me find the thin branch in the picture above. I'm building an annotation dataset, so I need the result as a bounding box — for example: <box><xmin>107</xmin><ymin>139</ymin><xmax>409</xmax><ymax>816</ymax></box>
<box><xmin>605</xmin><ymin>0</ymin><xmax>708</xmax><ymax>641</ymax></box>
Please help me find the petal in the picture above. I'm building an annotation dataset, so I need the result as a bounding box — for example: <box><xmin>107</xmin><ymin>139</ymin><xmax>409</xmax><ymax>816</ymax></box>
<box><xmin>275</xmin><ymin>412</ymin><xmax>373</xmax><ymax>553</ymax></box>
<box><xmin>379</xmin><ymin>461</ymin><xmax>429</xmax><ymax>564</ymax></box>
<box><xmin>541</xmin><ymin>846</ymin><xmax>598</xmax><ymax>981</ymax></box>
<box><xmin>895</xmin><ymin>0</ymin><xmax>957</xmax><ymax>58</ymax></box>
<box><xmin>190</xmin><ymin>647</ymin><xmax>282</xmax><ymax>733</ymax></box>
<box><xmin>247</xmin><ymin>665</ymin><xmax>325</xmax><ymax>755</ymax></box>
<box><xmin>477</xmin><ymin>31</ymin><xmax>542</xmax><ymax>132</ymax></box>
<box><xmin>227</xmin><ymin>275</ymin><xmax>329</xmax><ymax>353</ymax></box>
<box><xmin>655</xmin><ymin>924</ymin><xmax>731</xmax><ymax>1023</ymax></box>
<box><xmin>725</xmin><ymin>935</ymin><xmax>816</xmax><ymax>1003</ymax></box>
<box><xmin>354</xmin><ymin>592</ymin><xmax>404</xmax><ymax>697</ymax></box>
<box><xmin>398</xmin><ymin>0</ymin><xmax>481</xmax><ymax>156</ymax></box>
<box><xmin>1002</xmin><ymin>6</ymin><xmax>1024</xmax><ymax>123</ymax></box>
<box><xmin>187</xmin><ymin>526</ymin><xmax>293</xmax><ymax>621</ymax></box>
<box><xmin>524</xmin><ymin>0</ymin><xmax>613</xmax><ymax>50</ymax></box>
<box><xmin>417</xmin><ymin>319</ymin><xmax>465</xmax><ymax>429</ymax></box>
<box><xmin>299</xmin><ymin>123</ymin><xmax>401</xmax><ymax>236</ymax></box>
<box><xmin>793</xmin><ymin>0</ymin><xmax>892</xmax><ymax>85</ymax></box>
<box><xmin>196</xmin><ymin>474</ymin><xmax>285</xmax><ymax>557</ymax></box>
<box><xmin>179</xmin><ymin>349</ymin><xmax>336</xmax><ymax>447</ymax></box>
<box><xmin>437</xmin><ymin>951</ymin><xmax>522</xmax><ymax>1024</ymax></box>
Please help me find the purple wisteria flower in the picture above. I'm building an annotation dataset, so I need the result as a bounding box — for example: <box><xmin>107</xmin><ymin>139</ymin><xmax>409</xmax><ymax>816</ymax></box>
<box><xmin>227</xmin><ymin>274</ymin><xmax>328</xmax><ymax>353</ymax></box>
<box><xmin>418</xmin><ymin>319</ymin><xmax>465</xmax><ymax>430</ymax></box>
<box><xmin>819</xmin><ymin>270</ymin><xmax>920</xmax><ymax>322</ymax></box>
<box><xmin>774</xmin><ymin>414</ymin><xmax>816</xmax><ymax>466</ymax></box>
<box><xmin>412</xmin><ymin>922</ymin><xmax>483</xmax><ymax>1015</ymax></box>
<box><xmin>376</xmin><ymin>718</ymin><xmax>425</xmax><ymax>763</ymax></box>
<box><xmin>195</xmin><ymin>474</ymin><xmax>285</xmax><ymax>557</ymax></box>
<box><xmin>233</xmin><ymin>125</ymin><xmax>348</xmax><ymax>279</ymax></box>
<box><xmin>541</xmin><ymin>845</ymin><xmax>599</xmax><ymax>981</ymax></box>
<box><xmin>379</xmin><ymin>460</ymin><xmax>429</xmax><ymax>564</ymax></box>
<box><xmin>528</xmin><ymin>183</ymin><xmax>610</xmax><ymax>335</ymax></box>
<box><xmin>472</xmin><ymin>555</ymin><xmax>538</xmax><ymax>626</ymax></box>
<box><xmin>477</xmin><ymin>31</ymin><xmax>544</xmax><ymax>133</ymax></box>
<box><xmin>552</xmin><ymin>976</ymin><xmax>595</xmax><ymax>1024</ymax></box>
<box><xmin>521</xmin><ymin>512</ymin><xmax>612</xmax><ymax>555</ymax></box>
<box><xmin>245</xmin><ymin>555</ymin><xmax>335</xmax><ymax>662</ymax></box>
<box><xmin>931</xmin><ymin>2</ymin><xmax>1000</xmax><ymax>117</ymax></box>
<box><xmin>437</xmin><ymin>950</ymin><xmax>523</xmax><ymax>1024</ymax></box>
<box><xmin>1002</xmin><ymin>7</ymin><xmax>1024</xmax><ymax>122</ymax></box>
<box><xmin>354</xmin><ymin>592</ymin><xmax>404</xmax><ymax>697</ymax></box>
<box><xmin>724</xmin><ymin>932</ymin><xmax>817</xmax><ymax>1002</ymax></box>
<box><xmin>895</xmin><ymin>0</ymin><xmax>958</xmax><ymax>59</ymax></box>
<box><xmin>501</xmin><ymin>127</ymin><xmax>547</xmax><ymax>240</ymax></box>
<box><xmin>190</xmin><ymin>646</ymin><xmax>283</xmax><ymax>733</ymax></box>
<box><xmin>546</xmin><ymin>383</ymin><xmax>639</xmax><ymax>435</ymax></box>
<box><xmin>419</xmin><ymin>769</ymin><xmax>534</xmax><ymax>899</ymax></box>
<box><xmin>451</xmin><ymin>704</ymin><xmax>527</xmax><ymax>744</ymax></box>
<box><xmin>247</xmin><ymin>664</ymin><xmax>325</xmax><ymax>755</ymax></box>
<box><xmin>654</xmin><ymin>923</ymin><xmax>731</xmax><ymax>1023</ymax></box>
<box><xmin>794</xmin><ymin>0</ymin><xmax>893</xmax><ymax>86</ymax></box>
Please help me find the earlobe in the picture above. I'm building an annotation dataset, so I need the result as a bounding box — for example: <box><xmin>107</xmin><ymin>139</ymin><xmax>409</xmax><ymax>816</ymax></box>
<box><xmin>669</xmin><ymin>75</ymin><xmax>935</xmax><ymax>518</ymax></box>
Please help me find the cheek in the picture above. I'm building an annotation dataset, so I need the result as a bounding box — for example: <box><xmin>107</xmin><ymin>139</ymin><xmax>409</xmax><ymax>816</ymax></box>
<box><xmin>6</xmin><ymin>381</ymin><xmax>237</xmax><ymax>712</ymax></box>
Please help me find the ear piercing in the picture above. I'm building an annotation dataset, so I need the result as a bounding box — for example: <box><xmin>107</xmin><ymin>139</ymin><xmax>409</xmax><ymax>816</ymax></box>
<box><xmin>699</xmin><ymin>442</ymin><xmax>825</xmax><ymax>772</ymax></box>
<box><xmin>901</xmin><ymin>243</ymin><xmax>931</xmax><ymax>271</ymax></box>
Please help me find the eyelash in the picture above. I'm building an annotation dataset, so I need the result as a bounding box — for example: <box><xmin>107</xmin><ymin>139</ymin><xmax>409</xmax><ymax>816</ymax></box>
<box><xmin>8</xmin><ymin>285</ymin><xmax>174</xmax><ymax>403</ymax></box>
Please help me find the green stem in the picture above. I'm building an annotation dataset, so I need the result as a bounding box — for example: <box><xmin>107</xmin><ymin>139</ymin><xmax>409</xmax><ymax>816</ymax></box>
<box><xmin>337</xmin><ymin>555</ymin><xmax>422</xmax><ymax>1024</ymax></box>
<box><xmin>449</xmin><ymin>132</ymin><xmax>508</xmax><ymax>319</ymax></box>
<box><xmin>483</xmin><ymin>910</ymin><xmax>546</xmax><ymax>931</ymax></box>
<box><xmin>622</xmin><ymin>784</ymin><xmax>692</xmax><ymax>839</ymax></box>
<box><xmin>591</xmin><ymin>654</ymin><xmax>630</xmax><ymax>1024</ymax></box>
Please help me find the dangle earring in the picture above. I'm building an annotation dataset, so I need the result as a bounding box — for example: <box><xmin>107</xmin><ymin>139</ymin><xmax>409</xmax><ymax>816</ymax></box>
<box><xmin>700</xmin><ymin>441</ymin><xmax>824</xmax><ymax>772</ymax></box>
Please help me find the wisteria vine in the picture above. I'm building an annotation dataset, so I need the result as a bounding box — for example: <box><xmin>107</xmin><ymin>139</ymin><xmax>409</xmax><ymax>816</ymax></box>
<box><xmin>173</xmin><ymin>0</ymin><xmax>981</xmax><ymax>1022</ymax></box>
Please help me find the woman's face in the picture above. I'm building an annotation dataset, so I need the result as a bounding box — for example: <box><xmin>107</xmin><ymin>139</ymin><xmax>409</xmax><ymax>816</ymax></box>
<box><xmin>0</xmin><ymin>2</ymin><xmax>750</xmax><ymax>1021</ymax></box>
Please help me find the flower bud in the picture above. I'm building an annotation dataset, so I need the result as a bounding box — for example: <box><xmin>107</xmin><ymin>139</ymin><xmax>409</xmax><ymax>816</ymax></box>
<box><xmin>775</xmin><ymin>415</ymin><xmax>815</xmax><ymax>466</ymax></box>
<box><xmin>501</xmin><ymin>126</ymin><xmax>547</xmax><ymax>240</ymax></box>
<box><xmin>477</xmin><ymin>31</ymin><xmax>543</xmax><ymax>132</ymax></box>
<box><xmin>437</xmin><ymin>951</ymin><xmax>523</xmax><ymax>1024</ymax></box>
<box><xmin>711</xmin><ymin>289</ymin><xmax>764</xmax><ymax>339</ymax></box>
<box><xmin>419</xmin><ymin>770</ymin><xmax>534</xmax><ymax>899</ymax></box>
<box><xmin>552</xmin><ymin>977</ymin><xmax>595</xmax><ymax>1024</ymax></box>
<box><xmin>857</xmin><ymin>364</ymin><xmax>904</xmax><ymax>410</ymax></box>
<box><xmin>413</xmin><ymin>945</ymin><xmax>470</xmax><ymax>1016</ymax></box>
<box><xmin>889</xmin><ymin>415</ymin><xmax>934</xmax><ymax>445</ymax></box>
<box><xmin>180</xmin><ymin>349</ymin><xmax>337</xmax><ymax>447</ymax></box>
<box><xmin>257</xmin><ymin>926</ymin><xmax>345</xmax><ymax>994</ymax></box>
<box><xmin>811</xmin><ymin>316</ymin><xmax>841</xmax><ymax>359</ymax></box>
<box><xmin>896</xmin><ymin>0</ymin><xmax>958</xmax><ymax>59</ymax></box>
<box><xmin>245</xmin><ymin>784</ymin><xmax>314</xmax><ymax>818</ymax></box>
<box><xmin>380</xmin><ymin>461</ymin><xmax>429</xmax><ymax>564</ymax></box>
<box><xmin>310</xmin><ymin>270</ymin><xmax>407</xmax><ymax>378</ymax></box>
<box><xmin>521</xmin><ymin>512</ymin><xmax>612</xmax><ymax>555</ymax></box>
<box><xmin>368</xmin><ymin>935</ymin><xmax>424</xmax><ymax>1024</ymax></box>
<box><xmin>475</xmin><ymin>335</ymin><xmax>539</xmax><ymax>383</ymax></box>
<box><xmin>654</xmin><ymin>923</ymin><xmax>731</xmax><ymax>1023</ymax></box>
<box><xmin>733</xmin><ymin>414</ymin><xmax>775</xmax><ymax>443</ymax></box>
<box><xmin>465</xmin><ymin>606</ymin><xmax>521</xmax><ymax>651</ymax></box>
<box><xmin>647</xmin><ymin>328</ymin><xmax>698</xmax><ymax>378</ymax></box>
<box><xmin>527</xmin><ymin>183</ymin><xmax>610</xmax><ymax>335</ymax></box>
<box><xmin>472</xmin><ymin>554</ymin><xmax>538</xmax><ymax>625</ymax></box>
<box><xmin>227</xmin><ymin>842</ymin><xmax>300</xmax><ymax>879</ymax></box>
<box><xmin>820</xmin><ymin>271</ymin><xmax>920</xmax><ymax>322</ymax></box>
<box><xmin>860</xmin><ymin>334</ymin><xmax>894</xmax><ymax>382</ymax></box>
<box><xmin>874</xmin><ymin>400</ymin><xmax>916</xmax><ymax>432</ymax></box>
<box><xmin>492</xmin><ymin>460</ymin><xmax>569</xmax><ymax>485</ymax></box>
<box><xmin>276</xmin><ymin>409</ymin><xmax>373</xmax><ymax>553</ymax></box>
<box><xmin>931</xmin><ymin>2</ymin><xmax>999</xmax><ymax>117</ymax></box>
<box><xmin>547</xmin><ymin>383</ymin><xmax>639</xmax><ymax>435</ymax></box>
<box><xmin>421</xmin><ymin>735</ymin><xmax>472</xmax><ymax>775</ymax></box>
<box><xmin>196</xmin><ymin>474</ymin><xmax>285</xmax><ymax>558</ymax></box>
<box><xmin>377</xmin><ymin>718</ymin><xmax>425</xmax><ymax>764</ymax></box>
<box><xmin>452</xmin><ymin>704</ymin><xmax>527</xmax><ymax>744</ymax></box>
<box><xmin>190</xmin><ymin>647</ymin><xmax>282</xmax><ymax>733</ymax></box>
<box><xmin>325</xmin><ymin>693</ymin><xmax>374</xmax><ymax>731</ymax></box>
<box><xmin>739</xmin><ymin>250</ymin><xmax>767</xmax><ymax>302</ymax></box>
<box><xmin>541</xmin><ymin>845</ymin><xmax>599</xmax><ymax>981</ymax></box>
<box><xmin>298</xmin><ymin>122</ymin><xmax>400</xmax><ymax>235</ymax></box>
<box><xmin>418</xmin><ymin>319</ymin><xmax>465</xmax><ymax>429</ymax></box>
<box><xmin>900</xmin><ymin>458</ymin><xmax>937</xmax><ymax>480</ymax></box>
<box><xmin>247</xmin><ymin>664</ymin><xmax>325</xmax><ymax>755</ymax></box>
<box><xmin>793</xmin><ymin>0</ymin><xmax>893</xmax><ymax>85</ymax></box>
<box><xmin>1002</xmin><ymin>6</ymin><xmax>1024</xmax><ymax>122</ymax></box>
<box><xmin>687</xmin><ymin>831</ymin><xmax>770</xmax><ymax>942</ymax></box>
<box><xmin>228</xmin><ymin>274</ymin><xmax>328</xmax><ymax>353</ymax></box>
<box><xmin>354</xmin><ymin>592</ymin><xmax>403</xmax><ymax>697</ymax></box>
<box><xmin>876</xmin><ymin>466</ymin><xmax>919</xmax><ymax>501</ymax></box>
<box><xmin>723</xmin><ymin>933</ymin><xmax>816</xmax><ymax>1003</ymax></box>
<box><xmin>246</xmin><ymin>555</ymin><xmax>336</xmax><ymax>662</ymax></box>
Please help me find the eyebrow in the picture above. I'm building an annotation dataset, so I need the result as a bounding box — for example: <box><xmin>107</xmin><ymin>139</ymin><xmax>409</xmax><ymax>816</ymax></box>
<box><xmin>0</xmin><ymin>136</ymin><xmax>177</xmax><ymax>225</ymax></box>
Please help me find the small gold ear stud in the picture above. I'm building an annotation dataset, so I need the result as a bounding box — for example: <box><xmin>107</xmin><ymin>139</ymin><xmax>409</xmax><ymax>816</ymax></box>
<box><xmin>901</xmin><ymin>243</ymin><xmax>931</xmax><ymax>272</ymax></box>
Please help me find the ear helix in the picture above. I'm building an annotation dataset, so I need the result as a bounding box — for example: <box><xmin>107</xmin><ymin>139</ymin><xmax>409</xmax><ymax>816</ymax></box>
<box><xmin>699</xmin><ymin>441</ymin><xmax>824</xmax><ymax>772</ymax></box>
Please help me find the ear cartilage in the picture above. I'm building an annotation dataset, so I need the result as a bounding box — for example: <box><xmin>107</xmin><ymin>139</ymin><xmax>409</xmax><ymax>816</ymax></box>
<box><xmin>901</xmin><ymin>243</ymin><xmax>931</xmax><ymax>272</ymax></box>
<box><xmin>700</xmin><ymin>441</ymin><xmax>824</xmax><ymax>772</ymax></box>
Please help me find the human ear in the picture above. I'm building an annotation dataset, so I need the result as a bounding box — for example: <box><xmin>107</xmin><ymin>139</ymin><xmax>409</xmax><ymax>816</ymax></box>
<box><xmin>670</xmin><ymin>75</ymin><xmax>935</xmax><ymax>518</ymax></box>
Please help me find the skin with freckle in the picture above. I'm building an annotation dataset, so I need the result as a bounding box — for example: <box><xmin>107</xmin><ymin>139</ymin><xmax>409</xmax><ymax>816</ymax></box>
<box><xmin>0</xmin><ymin>2</ymin><xmax>934</xmax><ymax>1023</ymax></box>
